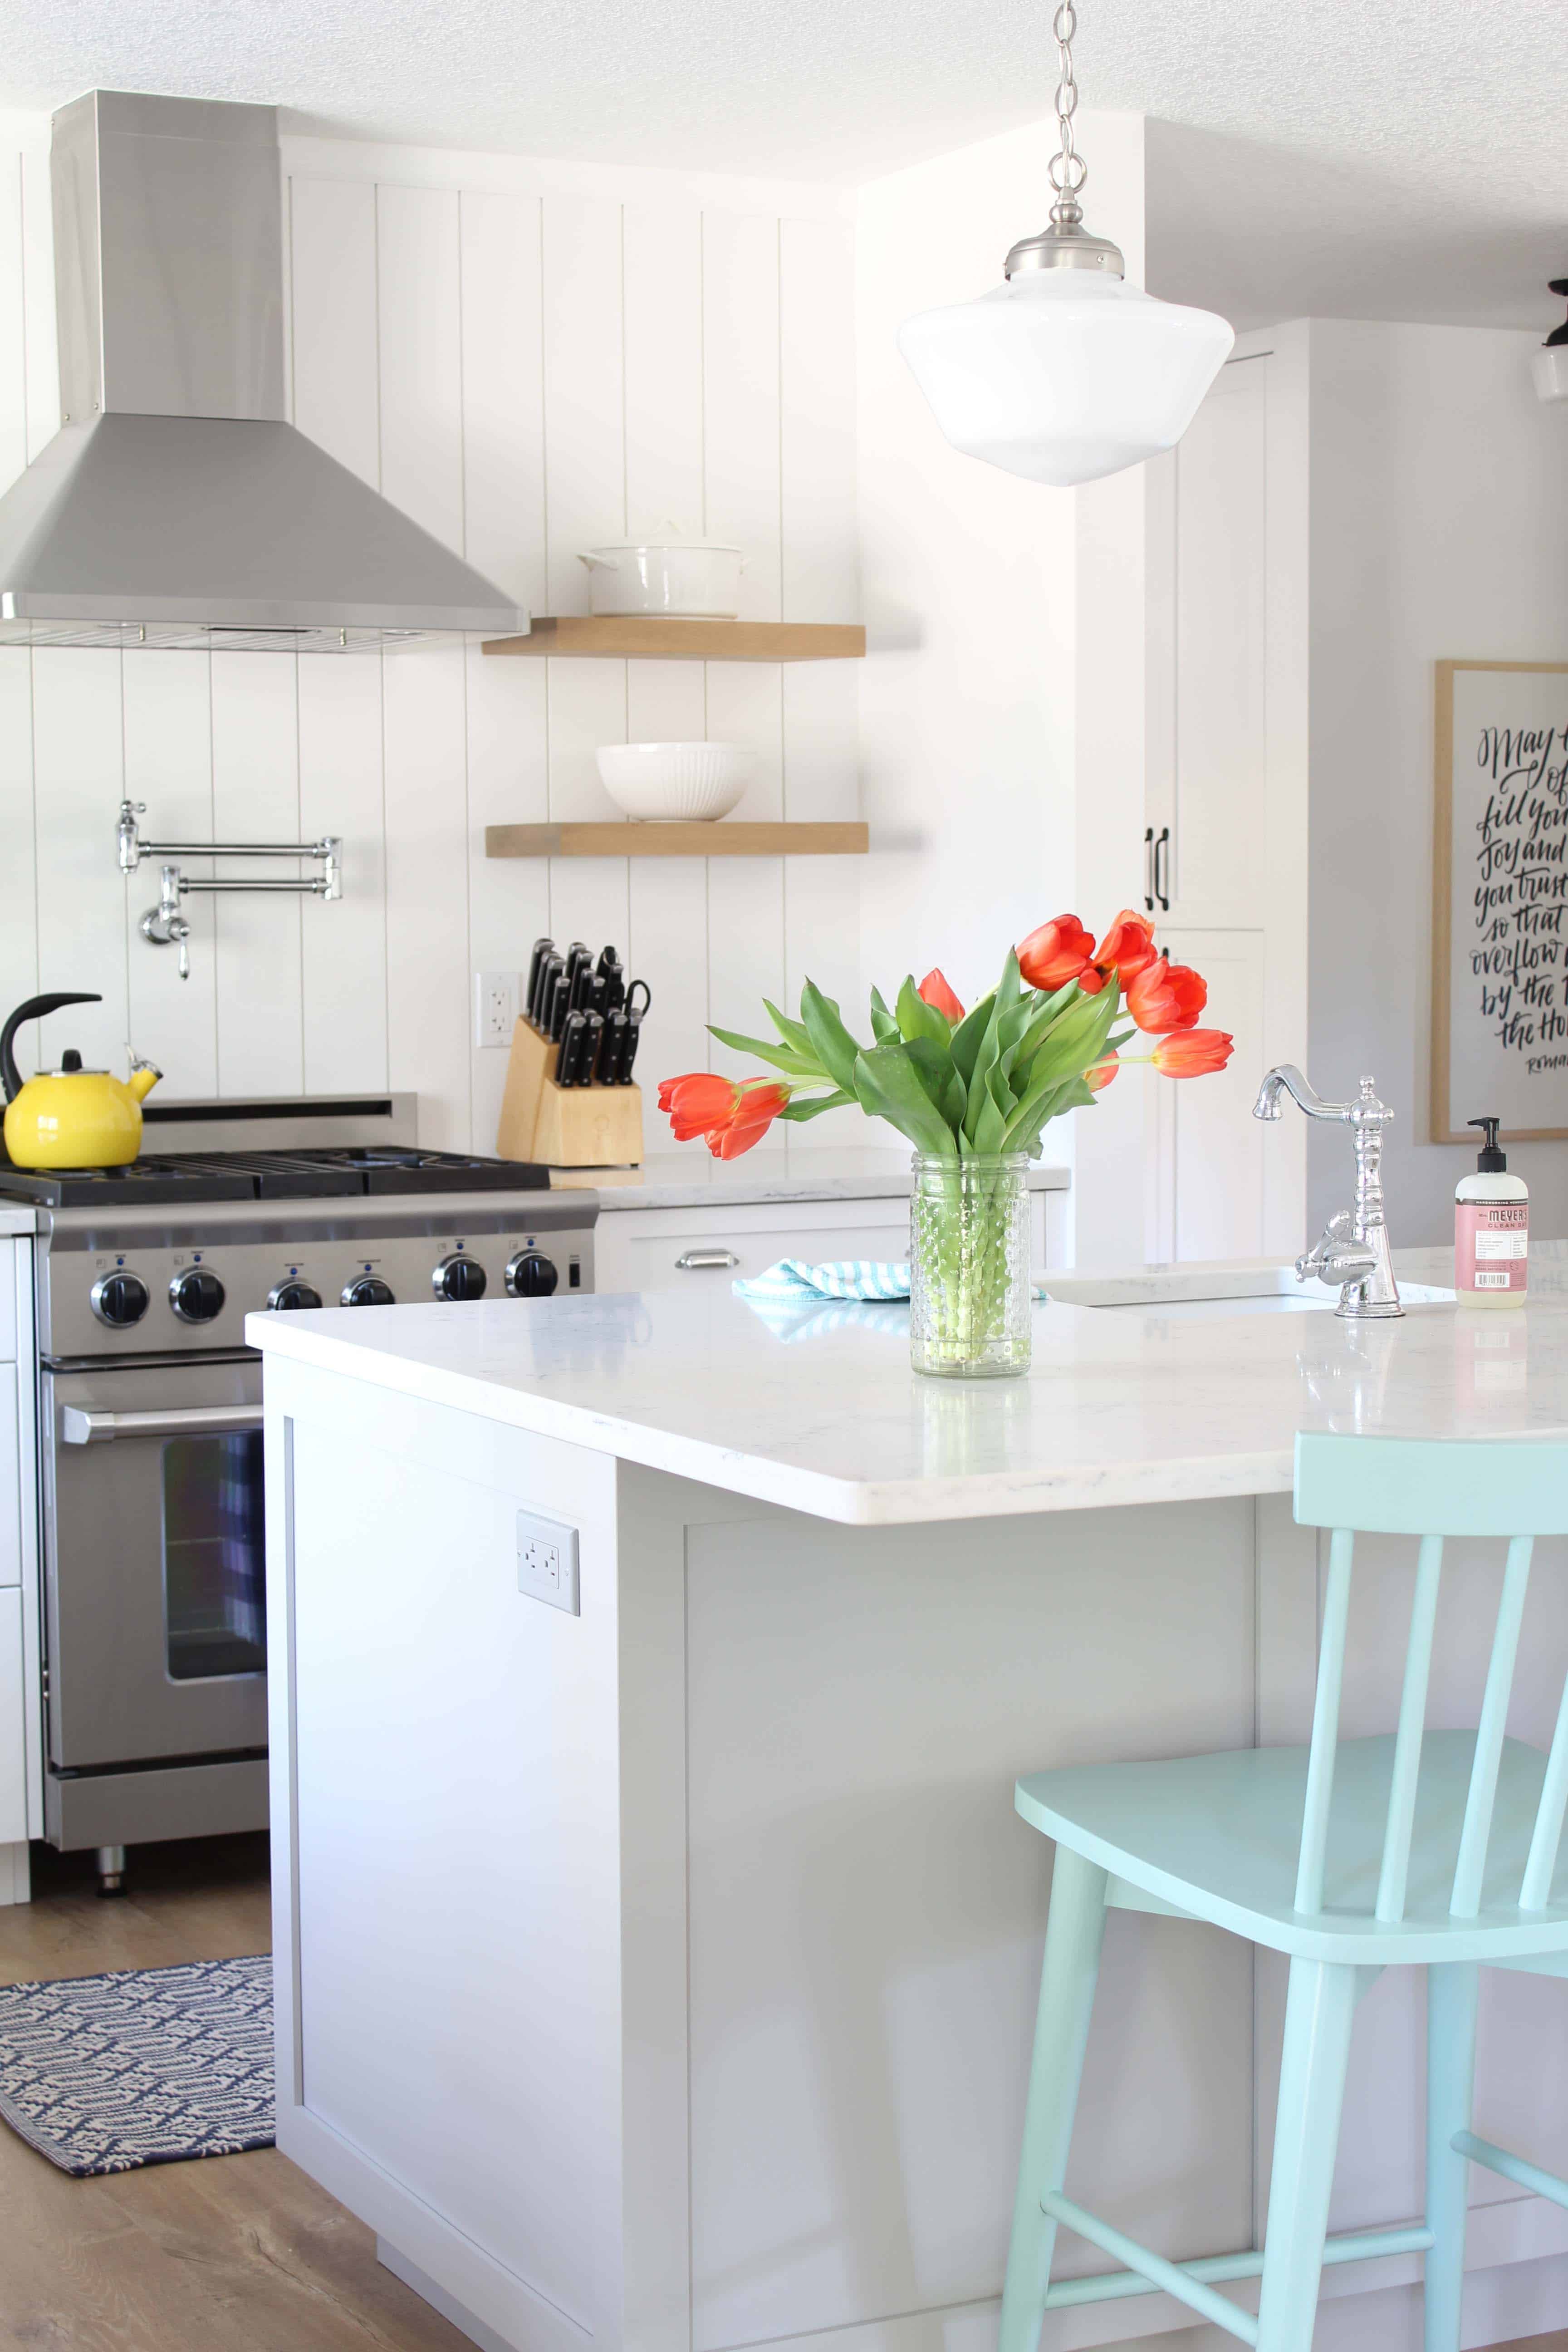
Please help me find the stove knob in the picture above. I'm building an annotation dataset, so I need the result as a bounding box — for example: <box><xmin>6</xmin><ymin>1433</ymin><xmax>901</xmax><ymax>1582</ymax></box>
<box><xmin>169</xmin><ymin>1267</ymin><xmax>226</xmax><ymax>1325</ymax></box>
<box><xmin>433</xmin><ymin>1254</ymin><xmax>487</xmax><ymax>1302</ymax></box>
<box><xmin>267</xmin><ymin>1279</ymin><xmax>323</xmax><ymax>1312</ymax></box>
<box><xmin>506</xmin><ymin>1249</ymin><xmax>559</xmax><ymax>1298</ymax></box>
<box><xmin>341</xmin><ymin>1275</ymin><xmax>395</xmax><ymax>1308</ymax></box>
<box><xmin>90</xmin><ymin>1270</ymin><xmax>149</xmax><ymax>1329</ymax></box>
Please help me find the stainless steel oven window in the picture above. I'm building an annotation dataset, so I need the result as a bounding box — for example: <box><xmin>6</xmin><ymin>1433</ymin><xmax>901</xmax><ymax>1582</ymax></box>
<box><xmin>161</xmin><ymin>1429</ymin><xmax>267</xmax><ymax>1681</ymax></box>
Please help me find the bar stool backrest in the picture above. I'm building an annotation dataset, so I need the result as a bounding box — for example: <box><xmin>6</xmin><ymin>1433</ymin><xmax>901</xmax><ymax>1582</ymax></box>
<box><xmin>1292</xmin><ymin>1433</ymin><xmax>1568</xmax><ymax>1925</ymax></box>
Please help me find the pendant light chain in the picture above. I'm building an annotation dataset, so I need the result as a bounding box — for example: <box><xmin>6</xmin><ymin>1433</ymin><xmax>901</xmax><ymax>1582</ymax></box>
<box><xmin>1049</xmin><ymin>1</ymin><xmax>1088</xmax><ymax>225</ymax></box>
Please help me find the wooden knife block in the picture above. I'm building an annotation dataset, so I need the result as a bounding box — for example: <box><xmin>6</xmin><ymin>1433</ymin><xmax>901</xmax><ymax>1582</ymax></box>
<box><xmin>496</xmin><ymin>1018</ymin><xmax>644</xmax><ymax>1168</ymax></box>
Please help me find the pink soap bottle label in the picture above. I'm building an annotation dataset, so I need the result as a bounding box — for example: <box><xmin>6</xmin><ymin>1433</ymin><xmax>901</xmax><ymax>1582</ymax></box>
<box><xmin>1456</xmin><ymin>1201</ymin><xmax>1528</xmax><ymax>1293</ymax></box>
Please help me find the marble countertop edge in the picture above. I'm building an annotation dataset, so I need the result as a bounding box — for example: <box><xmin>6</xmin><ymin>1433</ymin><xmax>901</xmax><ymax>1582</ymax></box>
<box><xmin>250</xmin><ymin>1311</ymin><xmax>1299</xmax><ymax>1524</ymax></box>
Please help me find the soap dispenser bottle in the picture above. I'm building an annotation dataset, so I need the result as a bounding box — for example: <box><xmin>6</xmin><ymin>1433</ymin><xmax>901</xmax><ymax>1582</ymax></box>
<box><xmin>1455</xmin><ymin>1117</ymin><xmax>1528</xmax><ymax>1307</ymax></box>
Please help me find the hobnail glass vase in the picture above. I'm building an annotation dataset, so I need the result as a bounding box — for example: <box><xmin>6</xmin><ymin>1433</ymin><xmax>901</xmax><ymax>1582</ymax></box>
<box><xmin>909</xmin><ymin>1152</ymin><xmax>1031</xmax><ymax>1379</ymax></box>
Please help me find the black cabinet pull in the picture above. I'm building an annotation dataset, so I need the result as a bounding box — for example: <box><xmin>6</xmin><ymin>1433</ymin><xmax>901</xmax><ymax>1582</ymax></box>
<box><xmin>1144</xmin><ymin>826</ymin><xmax>1155</xmax><ymax>912</ymax></box>
<box><xmin>1153</xmin><ymin>825</ymin><xmax>1171</xmax><ymax>912</ymax></box>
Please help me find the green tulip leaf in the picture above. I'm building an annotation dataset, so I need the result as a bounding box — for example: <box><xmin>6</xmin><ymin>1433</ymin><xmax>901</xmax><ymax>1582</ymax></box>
<box><xmin>868</xmin><ymin>985</ymin><xmax>899</xmax><ymax>1045</ymax></box>
<box><xmin>963</xmin><ymin>962</ymin><xmax>1022</xmax><ymax>1145</ymax></box>
<box><xmin>969</xmin><ymin>1076</ymin><xmax>1010</xmax><ymax>1156</ymax></box>
<box><xmin>777</xmin><ymin>1088</ymin><xmax>855</xmax><ymax>1122</ymax></box>
<box><xmin>949</xmin><ymin>991</ymin><xmax>996</xmax><ymax>1085</ymax></box>
<box><xmin>904</xmin><ymin>1035</ymin><xmax>967</xmax><ymax>1130</ymax></box>
<box><xmin>800</xmin><ymin>980</ymin><xmax>863</xmax><ymax>1094</ymax></box>
<box><xmin>896</xmin><ymin>974</ymin><xmax>951</xmax><ymax>1047</ymax></box>
<box><xmin>1012</xmin><ymin>978</ymin><xmax>1087</xmax><ymax>1066</ymax></box>
<box><xmin>707</xmin><ymin>1024</ymin><xmax>822</xmax><ymax>1079</ymax></box>
<box><xmin>852</xmin><ymin>1044</ymin><xmax>959</xmax><ymax>1158</ymax></box>
<box><xmin>1019</xmin><ymin>980</ymin><xmax>1119</xmax><ymax>1094</ymax></box>
<box><xmin>764</xmin><ymin>999</ymin><xmax>814</xmax><ymax>1056</ymax></box>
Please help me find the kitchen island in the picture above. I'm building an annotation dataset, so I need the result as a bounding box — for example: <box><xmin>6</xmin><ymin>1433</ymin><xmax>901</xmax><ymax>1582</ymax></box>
<box><xmin>250</xmin><ymin>1255</ymin><xmax>1568</xmax><ymax>2352</ymax></box>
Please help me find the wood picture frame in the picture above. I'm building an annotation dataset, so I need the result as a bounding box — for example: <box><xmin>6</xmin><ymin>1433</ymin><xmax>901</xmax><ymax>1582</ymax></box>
<box><xmin>1431</xmin><ymin>659</ymin><xmax>1568</xmax><ymax>1142</ymax></box>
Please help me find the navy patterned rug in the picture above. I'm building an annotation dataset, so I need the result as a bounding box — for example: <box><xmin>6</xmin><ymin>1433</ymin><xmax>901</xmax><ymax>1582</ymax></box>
<box><xmin>0</xmin><ymin>1955</ymin><xmax>274</xmax><ymax>2174</ymax></box>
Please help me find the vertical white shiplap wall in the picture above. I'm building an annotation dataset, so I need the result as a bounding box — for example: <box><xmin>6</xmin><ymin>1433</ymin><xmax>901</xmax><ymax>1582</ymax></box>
<box><xmin>0</xmin><ymin>130</ymin><xmax>859</xmax><ymax>1149</ymax></box>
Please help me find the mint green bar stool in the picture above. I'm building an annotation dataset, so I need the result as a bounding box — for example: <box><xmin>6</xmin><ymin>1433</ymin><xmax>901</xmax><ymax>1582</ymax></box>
<box><xmin>1000</xmin><ymin>1433</ymin><xmax>1568</xmax><ymax>2352</ymax></box>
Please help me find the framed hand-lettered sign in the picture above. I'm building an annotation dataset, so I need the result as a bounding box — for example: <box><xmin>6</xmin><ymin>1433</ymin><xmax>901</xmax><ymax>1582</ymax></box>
<box><xmin>1432</xmin><ymin>659</ymin><xmax>1568</xmax><ymax>1142</ymax></box>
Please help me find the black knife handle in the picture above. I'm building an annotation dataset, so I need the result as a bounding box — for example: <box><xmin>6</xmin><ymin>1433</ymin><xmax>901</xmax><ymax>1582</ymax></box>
<box><xmin>579</xmin><ymin>1011</ymin><xmax>605</xmax><ymax>1087</ymax></box>
<box><xmin>620</xmin><ymin>1009</ymin><xmax>642</xmax><ymax>1084</ymax></box>
<box><xmin>557</xmin><ymin>1010</ymin><xmax>585</xmax><ymax>1084</ymax></box>
<box><xmin>525</xmin><ymin>937</ymin><xmax>554</xmax><ymax>1025</ymax></box>
<box><xmin>600</xmin><ymin>1008</ymin><xmax>627</xmax><ymax>1083</ymax></box>
<box><xmin>536</xmin><ymin>956</ymin><xmax>564</xmax><ymax>1033</ymax></box>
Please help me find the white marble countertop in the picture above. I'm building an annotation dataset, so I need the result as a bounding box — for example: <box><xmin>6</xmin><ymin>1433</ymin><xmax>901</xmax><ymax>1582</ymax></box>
<box><xmin>554</xmin><ymin>1147</ymin><xmax>1069</xmax><ymax>1212</ymax></box>
<box><xmin>250</xmin><ymin>1242</ymin><xmax>1568</xmax><ymax>1527</ymax></box>
<box><xmin>0</xmin><ymin>1204</ymin><xmax>35</xmax><ymax>1235</ymax></box>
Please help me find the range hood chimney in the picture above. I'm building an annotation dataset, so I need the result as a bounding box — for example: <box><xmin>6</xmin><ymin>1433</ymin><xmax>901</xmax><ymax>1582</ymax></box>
<box><xmin>0</xmin><ymin>91</ymin><xmax>529</xmax><ymax>651</ymax></box>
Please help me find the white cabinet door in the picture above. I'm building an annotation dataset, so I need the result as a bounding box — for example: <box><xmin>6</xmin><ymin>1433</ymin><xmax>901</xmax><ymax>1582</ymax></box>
<box><xmin>1149</xmin><ymin>930</ymin><xmax>1272</xmax><ymax>1262</ymax></box>
<box><xmin>0</xmin><ymin>1588</ymin><xmax>24</xmax><ymax>1845</ymax></box>
<box><xmin>0</xmin><ymin>1365</ymin><xmax>18</xmax><ymax>1588</ymax></box>
<box><xmin>1147</xmin><ymin>355</ymin><xmax>1268</xmax><ymax>928</ymax></box>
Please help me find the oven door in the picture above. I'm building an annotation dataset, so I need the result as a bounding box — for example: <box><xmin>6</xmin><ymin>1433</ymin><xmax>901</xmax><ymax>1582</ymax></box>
<box><xmin>43</xmin><ymin>1358</ymin><xmax>267</xmax><ymax>1769</ymax></box>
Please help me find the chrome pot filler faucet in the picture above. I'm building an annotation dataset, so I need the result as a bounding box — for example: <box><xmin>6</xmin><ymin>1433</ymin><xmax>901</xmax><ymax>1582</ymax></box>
<box><xmin>1253</xmin><ymin>1066</ymin><xmax>1402</xmax><ymax>1320</ymax></box>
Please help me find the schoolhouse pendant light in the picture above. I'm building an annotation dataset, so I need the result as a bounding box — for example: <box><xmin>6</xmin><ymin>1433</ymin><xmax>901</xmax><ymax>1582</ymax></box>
<box><xmin>897</xmin><ymin>3</ymin><xmax>1235</xmax><ymax>487</ymax></box>
<box><xmin>1533</xmin><ymin>279</ymin><xmax>1568</xmax><ymax>403</ymax></box>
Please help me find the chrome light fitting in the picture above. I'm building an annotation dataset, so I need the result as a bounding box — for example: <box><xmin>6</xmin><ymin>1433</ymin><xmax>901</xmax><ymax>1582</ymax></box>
<box><xmin>898</xmin><ymin>3</ymin><xmax>1235</xmax><ymax>486</ymax></box>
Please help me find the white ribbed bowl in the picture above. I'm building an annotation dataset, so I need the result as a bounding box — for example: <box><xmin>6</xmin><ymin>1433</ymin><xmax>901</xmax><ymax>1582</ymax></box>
<box><xmin>596</xmin><ymin>740</ymin><xmax>750</xmax><ymax>822</ymax></box>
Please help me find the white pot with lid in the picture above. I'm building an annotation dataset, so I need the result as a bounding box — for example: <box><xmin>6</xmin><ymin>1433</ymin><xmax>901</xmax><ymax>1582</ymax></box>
<box><xmin>578</xmin><ymin>523</ymin><xmax>746</xmax><ymax>618</ymax></box>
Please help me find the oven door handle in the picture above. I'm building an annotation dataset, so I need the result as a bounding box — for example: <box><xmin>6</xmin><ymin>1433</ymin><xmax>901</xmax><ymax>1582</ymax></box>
<box><xmin>60</xmin><ymin>1404</ymin><xmax>264</xmax><ymax>1446</ymax></box>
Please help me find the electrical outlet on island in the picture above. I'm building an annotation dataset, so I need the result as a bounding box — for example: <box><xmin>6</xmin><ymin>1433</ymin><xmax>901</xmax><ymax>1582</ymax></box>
<box><xmin>516</xmin><ymin>1509</ymin><xmax>581</xmax><ymax>1615</ymax></box>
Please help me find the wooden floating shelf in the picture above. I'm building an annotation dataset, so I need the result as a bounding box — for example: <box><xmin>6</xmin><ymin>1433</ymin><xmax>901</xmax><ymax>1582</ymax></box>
<box><xmin>486</xmin><ymin>820</ymin><xmax>869</xmax><ymax>860</ymax></box>
<box><xmin>482</xmin><ymin>616</ymin><xmax>866</xmax><ymax>663</ymax></box>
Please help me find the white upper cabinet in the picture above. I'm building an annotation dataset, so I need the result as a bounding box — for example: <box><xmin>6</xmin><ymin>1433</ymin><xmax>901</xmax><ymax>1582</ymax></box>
<box><xmin>1147</xmin><ymin>354</ymin><xmax>1269</xmax><ymax>929</ymax></box>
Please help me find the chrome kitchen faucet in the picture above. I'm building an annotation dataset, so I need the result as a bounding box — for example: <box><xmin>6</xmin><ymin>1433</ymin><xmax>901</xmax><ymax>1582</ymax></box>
<box><xmin>1253</xmin><ymin>1066</ymin><xmax>1402</xmax><ymax>1320</ymax></box>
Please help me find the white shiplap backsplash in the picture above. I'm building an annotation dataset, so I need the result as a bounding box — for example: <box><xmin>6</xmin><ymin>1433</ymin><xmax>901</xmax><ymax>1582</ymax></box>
<box><xmin>0</xmin><ymin>135</ymin><xmax>861</xmax><ymax>1152</ymax></box>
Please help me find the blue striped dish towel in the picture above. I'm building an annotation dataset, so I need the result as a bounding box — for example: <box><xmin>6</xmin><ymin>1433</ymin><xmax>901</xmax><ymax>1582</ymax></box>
<box><xmin>735</xmin><ymin>1259</ymin><xmax>915</xmax><ymax>1304</ymax></box>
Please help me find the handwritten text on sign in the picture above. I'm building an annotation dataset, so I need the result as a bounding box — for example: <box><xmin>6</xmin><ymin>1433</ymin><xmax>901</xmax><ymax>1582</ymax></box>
<box><xmin>1442</xmin><ymin>666</ymin><xmax>1568</xmax><ymax>1137</ymax></box>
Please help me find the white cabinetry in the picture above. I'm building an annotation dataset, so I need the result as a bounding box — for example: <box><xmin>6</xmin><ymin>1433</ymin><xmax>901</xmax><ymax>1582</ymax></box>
<box><xmin>593</xmin><ymin>1188</ymin><xmax>1060</xmax><ymax>1295</ymax></box>
<box><xmin>1142</xmin><ymin>335</ymin><xmax>1309</xmax><ymax>1264</ymax></box>
<box><xmin>595</xmin><ymin>1196</ymin><xmax>911</xmax><ymax>1295</ymax></box>
<box><xmin>0</xmin><ymin>1235</ymin><xmax>36</xmax><ymax>1902</ymax></box>
<box><xmin>1146</xmin><ymin>358</ymin><xmax>1268</xmax><ymax>927</ymax></box>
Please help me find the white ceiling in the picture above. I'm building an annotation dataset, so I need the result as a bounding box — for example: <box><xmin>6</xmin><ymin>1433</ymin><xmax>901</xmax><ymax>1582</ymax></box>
<box><xmin>0</xmin><ymin>0</ymin><xmax>1563</xmax><ymax>331</ymax></box>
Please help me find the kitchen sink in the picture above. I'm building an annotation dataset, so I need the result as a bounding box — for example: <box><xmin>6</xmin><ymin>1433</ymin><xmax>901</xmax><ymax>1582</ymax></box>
<box><xmin>1042</xmin><ymin>1264</ymin><xmax>1456</xmax><ymax>1318</ymax></box>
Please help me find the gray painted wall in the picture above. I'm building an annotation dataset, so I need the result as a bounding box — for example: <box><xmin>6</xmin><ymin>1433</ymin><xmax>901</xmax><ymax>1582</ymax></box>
<box><xmin>1306</xmin><ymin>318</ymin><xmax>1568</xmax><ymax>1246</ymax></box>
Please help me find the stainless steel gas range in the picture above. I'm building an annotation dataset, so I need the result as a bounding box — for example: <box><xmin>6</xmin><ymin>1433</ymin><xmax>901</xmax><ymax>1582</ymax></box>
<box><xmin>0</xmin><ymin>1094</ymin><xmax>595</xmax><ymax>1891</ymax></box>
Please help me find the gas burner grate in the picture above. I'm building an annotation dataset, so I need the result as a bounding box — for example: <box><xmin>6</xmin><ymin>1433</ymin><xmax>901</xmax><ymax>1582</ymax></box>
<box><xmin>0</xmin><ymin>1145</ymin><xmax>551</xmax><ymax>1208</ymax></box>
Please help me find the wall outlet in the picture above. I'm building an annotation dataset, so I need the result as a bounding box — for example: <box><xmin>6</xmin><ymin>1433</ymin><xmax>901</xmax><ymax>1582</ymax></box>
<box><xmin>475</xmin><ymin>970</ymin><xmax>518</xmax><ymax>1050</ymax></box>
<box><xmin>517</xmin><ymin>1509</ymin><xmax>581</xmax><ymax>1615</ymax></box>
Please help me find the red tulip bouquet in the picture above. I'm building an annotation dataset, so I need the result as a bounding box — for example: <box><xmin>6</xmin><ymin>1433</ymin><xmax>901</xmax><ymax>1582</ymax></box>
<box><xmin>659</xmin><ymin>910</ymin><xmax>1233</xmax><ymax>1377</ymax></box>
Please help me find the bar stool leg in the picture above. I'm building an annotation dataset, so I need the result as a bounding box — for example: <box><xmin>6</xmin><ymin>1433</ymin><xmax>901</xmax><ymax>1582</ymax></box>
<box><xmin>998</xmin><ymin>1848</ymin><xmax>1109</xmax><ymax>2352</ymax></box>
<box><xmin>1254</xmin><ymin>1958</ymin><xmax>1358</xmax><ymax>2352</ymax></box>
<box><xmin>1424</xmin><ymin>1961</ymin><xmax>1480</xmax><ymax>2352</ymax></box>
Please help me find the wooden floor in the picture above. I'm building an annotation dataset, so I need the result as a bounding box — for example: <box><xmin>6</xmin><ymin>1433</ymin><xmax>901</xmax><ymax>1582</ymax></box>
<box><xmin>0</xmin><ymin>1835</ymin><xmax>471</xmax><ymax>2350</ymax></box>
<box><xmin>0</xmin><ymin>1839</ymin><xmax>1563</xmax><ymax>2352</ymax></box>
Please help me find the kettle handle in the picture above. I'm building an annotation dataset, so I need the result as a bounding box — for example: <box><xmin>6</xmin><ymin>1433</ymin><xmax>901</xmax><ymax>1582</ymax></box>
<box><xmin>0</xmin><ymin>993</ymin><xmax>102</xmax><ymax>1104</ymax></box>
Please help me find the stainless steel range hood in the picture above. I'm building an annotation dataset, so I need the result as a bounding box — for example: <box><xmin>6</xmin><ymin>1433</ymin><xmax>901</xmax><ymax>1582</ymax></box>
<box><xmin>0</xmin><ymin>91</ymin><xmax>529</xmax><ymax>652</ymax></box>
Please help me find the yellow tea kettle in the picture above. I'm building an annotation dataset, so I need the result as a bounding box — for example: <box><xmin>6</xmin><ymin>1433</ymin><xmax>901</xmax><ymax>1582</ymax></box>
<box><xmin>1</xmin><ymin>993</ymin><xmax>162</xmax><ymax>1170</ymax></box>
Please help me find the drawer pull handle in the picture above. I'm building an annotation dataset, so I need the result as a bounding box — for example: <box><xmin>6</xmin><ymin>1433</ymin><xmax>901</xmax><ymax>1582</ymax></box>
<box><xmin>675</xmin><ymin>1250</ymin><xmax>740</xmax><ymax>1271</ymax></box>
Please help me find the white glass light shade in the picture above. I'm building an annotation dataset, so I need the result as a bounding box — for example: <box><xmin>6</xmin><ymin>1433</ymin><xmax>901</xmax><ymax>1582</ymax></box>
<box><xmin>1533</xmin><ymin>344</ymin><xmax>1568</xmax><ymax>405</ymax></box>
<box><xmin>898</xmin><ymin>271</ymin><xmax>1236</xmax><ymax>488</ymax></box>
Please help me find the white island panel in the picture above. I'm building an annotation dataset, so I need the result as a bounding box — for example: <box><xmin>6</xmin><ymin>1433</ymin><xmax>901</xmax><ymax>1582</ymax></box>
<box><xmin>255</xmin><ymin>1261</ymin><xmax>1568</xmax><ymax>2352</ymax></box>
